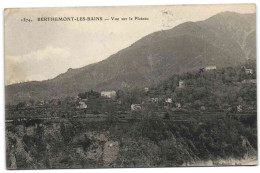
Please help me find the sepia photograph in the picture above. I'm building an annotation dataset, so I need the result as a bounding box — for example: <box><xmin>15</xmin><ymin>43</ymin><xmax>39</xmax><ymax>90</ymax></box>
<box><xmin>4</xmin><ymin>4</ymin><xmax>257</xmax><ymax>169</ymax></box>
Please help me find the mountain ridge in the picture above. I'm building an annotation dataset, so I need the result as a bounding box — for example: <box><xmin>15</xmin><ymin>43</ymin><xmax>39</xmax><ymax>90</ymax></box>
<box><xmin>5</xmin><ymin>11</ymin><xmax>256</xmax><ymax>104</ymax></box>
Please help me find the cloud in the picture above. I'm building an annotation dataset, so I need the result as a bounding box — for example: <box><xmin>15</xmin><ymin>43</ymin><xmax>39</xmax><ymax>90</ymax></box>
<box><xmin>5</xmin><ymin>46</ymin><xmax>71</xmax><ymax>85</ymax></box>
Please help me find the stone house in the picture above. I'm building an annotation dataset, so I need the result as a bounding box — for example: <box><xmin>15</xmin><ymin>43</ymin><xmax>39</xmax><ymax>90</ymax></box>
<box><xmin>205</xmin><ymin>66</ymin><xmax>217</xmax><ymax>71</ymax></box>
<box><xmin>131</xmin><ymin>104</ymin><xmax>141</xmax><ymax>111</ymax></box>
<box><xmin>245</xmin><ymin>69</ymin><xmax>253</xmax><ymax>74</ymax></box>
<box><xmin>77</xmin><ymin>102</ymin><xmax>87</xmax><ymax>109</ymax></box>
<box><xmin>178</xmin><ymin>80</ymin><xmax>185</xmax><ymax>88</ymax></box>
<box><xmin>101</xmin><ymin>91</ymin><xmax>116</xmax><ymax>98</ymax></box>
<box><xmin>165</xmin><ymin>98</ymin><xmax>173</xmax><ymax>103</ymax></box>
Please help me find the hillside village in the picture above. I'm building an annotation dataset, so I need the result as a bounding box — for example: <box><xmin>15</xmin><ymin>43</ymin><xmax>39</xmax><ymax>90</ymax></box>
<box><xmin>6</xmin><ymin>63</ymin><xmax>256</xmax><ymax>122</ymax></box>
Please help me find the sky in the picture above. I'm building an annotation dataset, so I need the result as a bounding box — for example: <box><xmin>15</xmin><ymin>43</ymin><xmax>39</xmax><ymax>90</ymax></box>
<box><xmin>4</xmin><ymin>4</ymin><xmax>255</xmax><ymax>85</ymax></box>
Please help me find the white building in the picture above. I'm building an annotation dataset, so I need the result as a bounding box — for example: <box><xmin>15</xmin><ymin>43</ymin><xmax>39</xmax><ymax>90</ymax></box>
<box><xmin>101</xmin><ymin>90</ymin><xmax>116</xmax><ymax>98</ymax></box>
<box><xmin>77</xmin><ymin>102</ymin><xmax>87</xmax><ymax>109</ymax></box>
<box><xmin>179</xmin><ymin>80</ymin><xmax>185</xmax><ymax>88</ymax></box>
<box><xmin>165</xmin><ymin>98</ymin><xmax>173</xmax><ymax>103</ymax></box>
<box><xmin>144</xmin><ymin>87</ymin><xmax>149</xmax><ymax>93</ymax></box>
<box><xmin>205</xmin><ymin>66</ymin><xmax>217</xmax><ymax>71</ymax></box>
<box><xmin>245</xmin><ymin>69</ymin><xmax>253</xmax><ymax>74</ymax></box>
<box><xmin>175</xmin><ymin>103</ymin><xmax>181</xmax><ymax>109</ymax></box>
<box><xmin>131</xmin><ymin>104</ymin><xmax>141</xmax><ymax>111</ymax></box>
<box><xmin>242</xmin><ymin>79</ymin><xmax>256</xmax><ymax>84</ymax></box>
<box><xmin>151</xmin><ymin>98</ymin><xmax>159</xmax><ymax>103</ymax></box>
<box><xmin>237</xmin><ymin>105</ymin><xmax>242</xmax><ymax>112</ymax></box>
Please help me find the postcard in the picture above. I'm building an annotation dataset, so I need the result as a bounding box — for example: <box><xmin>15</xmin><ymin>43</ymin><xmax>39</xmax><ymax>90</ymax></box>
<box><xmin>5</xmin><ymin>4</ymin><xmax>257</xmax><ymax>169</ymax></box>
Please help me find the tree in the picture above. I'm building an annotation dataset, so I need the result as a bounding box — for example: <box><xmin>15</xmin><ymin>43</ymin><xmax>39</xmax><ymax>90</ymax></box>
<box><xmin>16</xmin><ymin>101</ymin><xmax>26</xmax><ymax>110</ymax></box>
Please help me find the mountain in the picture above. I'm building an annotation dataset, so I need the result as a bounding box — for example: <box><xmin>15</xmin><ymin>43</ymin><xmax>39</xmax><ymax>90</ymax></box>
<box><xmin>6</xmin><ymin>12</ymin><xmax>256</xmax><ymax>104</ymax></box>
